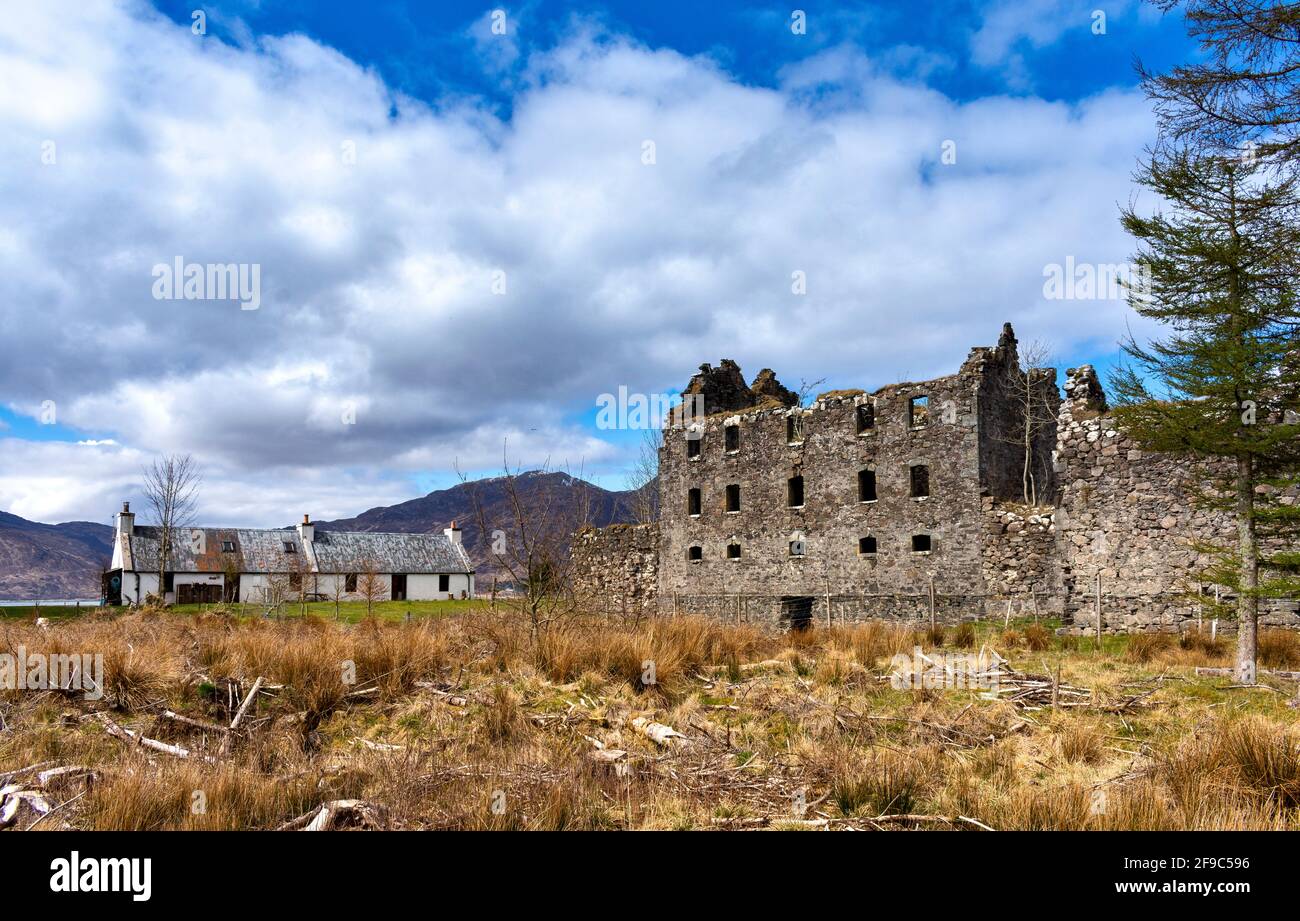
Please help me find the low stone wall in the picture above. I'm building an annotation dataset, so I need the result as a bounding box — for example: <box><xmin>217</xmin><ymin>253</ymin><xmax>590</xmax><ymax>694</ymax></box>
<box><xmin>570</xmin><ymin>523</ymin><xmax>659</xmax><ymax>612</ymax></box>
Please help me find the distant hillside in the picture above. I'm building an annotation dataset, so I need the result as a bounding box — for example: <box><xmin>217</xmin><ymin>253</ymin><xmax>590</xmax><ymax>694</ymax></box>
<box><xmin>315</xmin><ymin>471</ymin><xmax>640</xmax><ymax>582</ymax></box>
<box><xmin>0</xmin><ymin>511</ymin><xmax>114</xmax><ymax>600</ymax></box>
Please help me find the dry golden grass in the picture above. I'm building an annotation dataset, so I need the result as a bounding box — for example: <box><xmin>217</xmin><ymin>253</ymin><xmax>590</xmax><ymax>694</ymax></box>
<box><xmin>2</xmin><ymin>609</ymin><xmax>1298</xmax><ymax>831</ymax></box>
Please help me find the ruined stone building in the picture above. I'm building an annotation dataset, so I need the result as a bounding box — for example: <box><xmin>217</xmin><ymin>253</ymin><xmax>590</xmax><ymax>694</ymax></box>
<box><xmin>572</xmin><ymin>324</ymin><xmax>1299</xmax><ymax>632</ymax></box>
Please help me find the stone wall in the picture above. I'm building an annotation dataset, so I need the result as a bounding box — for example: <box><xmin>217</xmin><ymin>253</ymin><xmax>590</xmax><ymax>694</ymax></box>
<box><xmin>573</xmin><ymin>334</ymin><xmax>1298</xmax><ymax>634</ymax></box>
<box><xmin>571</xmin><ymin>523</ymin><xmax>659</xmax><ymax>612</ymax></box>
<box><xmin>1055</xmin><ymin>366</ymin><xmax>1299</xmax><ymax>632</ymax></box>
<box><xmin>982</xmin><ymin>500</ymin><xmax>1062</xmax><ymax>615</ymax></box>
<box><xmin>653</xmin><ymin>324</ymin><xmax>1056</xmax><ymax>625</ymax></box>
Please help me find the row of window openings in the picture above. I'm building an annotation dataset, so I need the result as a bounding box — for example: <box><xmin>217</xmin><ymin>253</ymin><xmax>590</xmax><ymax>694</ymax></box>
<box><xmin>687</xmin><ymin>467</ymin><xmax>929</xmax><ymax>516</ymax></box>
<box><xmin>687</xmin><ymin>534</ymin><xmax>933</xmax><ymax>560</ymax></box>
<box><xmin>687</xmin><ymin>397</ymin><xmax>930</xmax><ymax>459</ymax></box>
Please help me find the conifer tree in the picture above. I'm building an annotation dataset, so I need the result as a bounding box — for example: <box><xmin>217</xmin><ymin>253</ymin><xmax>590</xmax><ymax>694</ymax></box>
<box><xmin>1112</xmin><ymin>145</ymin><xmax>1300</xmax><ymax>682</ymax></box>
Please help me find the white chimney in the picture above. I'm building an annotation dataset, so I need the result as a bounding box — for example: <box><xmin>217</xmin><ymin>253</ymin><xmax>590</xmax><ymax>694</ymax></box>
<box><xmin>117</xmin><ymin>501</ymin><xmax>135</xmax><ymax>536</ymax></box>
<box><xmin>297</xmin><ymin>513</ymin><xmax>314</xmax><ymax>545</ymax></box>
<box><xmin>443</xmin><ymin>520</ymin><xmax>462</xmax><ymax>546</ymax></box>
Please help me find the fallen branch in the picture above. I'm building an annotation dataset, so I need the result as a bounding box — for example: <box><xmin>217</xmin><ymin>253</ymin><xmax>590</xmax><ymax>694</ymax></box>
<box><xmin>631</xmin><ymin>717</ymin><xmax>686</xmax><ymax>747</ymax></box>
<box><xmin>229</xmin><ymin>676</ymin><xmax>265</xmax><ymax>730</ymax></box>
<box><xmin>1194</xmin><ymin>667</ymin><xmax>1300</xmax><ymax>681</ymax></box>
<box><xmin>93</xmin><ymin>712</ymin><xmax>210</xmax><ymax>762</ymax></box>
<box><xmin>277</xmin><ymin>799</ymin><xmax>389</xmax><ymax>831</ymax></box>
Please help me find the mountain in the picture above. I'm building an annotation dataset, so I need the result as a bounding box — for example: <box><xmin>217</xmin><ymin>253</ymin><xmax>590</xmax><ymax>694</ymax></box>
<box><xmin>314</xmin><ymin>471</ymin><xmax>640</xmax><ymax>581</ymax></box>
<box><xmin>0</xmin><ymin>511</ymin><xmax>114</xmax><ymax>600</ymax></box>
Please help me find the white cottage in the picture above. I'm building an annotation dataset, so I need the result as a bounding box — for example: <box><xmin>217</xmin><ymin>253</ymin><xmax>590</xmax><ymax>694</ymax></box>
<box><xmin>107</xmin><ymin>503</ymin><xmax>474</xmax><ymax>606</ymax></box>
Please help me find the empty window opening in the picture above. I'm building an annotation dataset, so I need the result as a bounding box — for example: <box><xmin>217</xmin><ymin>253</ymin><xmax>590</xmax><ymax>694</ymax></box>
<box><xmin>725</xmin><ymin>425</ymin><xmax>740</xmax><ymax>452</ymax></box>
<box><xmin>911</xmin><ymin>534</ymin><xmax>932</xmax><ymax>553</ymax></box>
<box><xmin>909</xmin><ymin>396</ymin><xmax>929</xmax><ymax>428</ymax></box>
<box><xmin>786</xmin><ymin>415</ymin><xmax>802</xmax><ymax>443</ymax></box>
<box><xmin>725</xmin><ymin>484</ymin><xmax>741</xmax><ymax>513</ymax></box>
<box><xmin>344</xmin><ymin>573</ymin><xmax>358</xmax><ymax>593</ymax></box>
<box><xmin>910</xmin><ymin>464</ymin><xmax>930</xmax><ymax>498</ymax></box>
<box><xmin>855</xmin><ymin>403</ymin><xmax>875</xmax><ymax>433</ymax></box>
<box><xmin>221</xmin><ymin>540</ymin><xmax>237</xmax><ymax>553</ymax></box>
<box><xmin>687</xmin><ymin>545</ymin><xmax>703</xmax><ymax>561</ymax></box>
<box><xmin>439</xmin><ymin>574</ymin><xmax>450</xmax><ymax>592</ymax></box>
<box><xmin>688</xmin><ymin>488</ymin><xmax>702</xmax><ymax>516</ymax></box>
<box><xmin>787</xmin><ymin>475</ymin><xmax>805</xmax><ymax>508</ymax></box>
<box><xmin>858</xmin><ymin>469</ymin><xmax>877</xmax><ymax>502</ymax></box>
<box><xmin>859</xmin><ymin>536</ymin><xmax>877</xmax><ymax>555</ymax></box>
<box><xmin>781</xmin><ymin>595</ymin><xmax>814</xmax><ymax>632</ymax></box>
<box><xmin>687</xmin><ymin>436</ymin><xmax>701</xmax><ymax>458</ymax></box>
<box><xmin>726</xmin><ymin>542</ymin><xmax>742</xmax><ymax>559</ymax></box>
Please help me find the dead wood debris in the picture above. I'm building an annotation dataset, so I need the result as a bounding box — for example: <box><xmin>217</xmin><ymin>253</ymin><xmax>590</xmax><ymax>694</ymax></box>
<box><xmin>278</xmin><ymin>799</ymin><xmax>389</xmax><ymax>831</ymax></box>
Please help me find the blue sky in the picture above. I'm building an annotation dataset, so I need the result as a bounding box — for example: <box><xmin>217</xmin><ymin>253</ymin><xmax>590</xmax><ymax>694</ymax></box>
<box><xmin>0</xmin><ymin>1</ymin><xmax>1198</xmax><ymax>525</ymax></box>
<box><xmin>154</xmin><ymin>1</ymin><xmax>1194</xmax><ymax>107</ymax></box>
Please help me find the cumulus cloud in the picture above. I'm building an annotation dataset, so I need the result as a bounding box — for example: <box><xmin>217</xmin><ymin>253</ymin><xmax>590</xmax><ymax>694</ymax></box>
<box><xmin>0</xmin><ymin>2</ymin><xmax>1158</xmax><ymax>524</ymax></box>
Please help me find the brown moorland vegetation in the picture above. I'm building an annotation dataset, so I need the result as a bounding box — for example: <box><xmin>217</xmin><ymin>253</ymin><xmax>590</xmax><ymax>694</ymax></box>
<box><xmin>1</xmin><ymin>607</ymin><xmax>1298</xmax><ymax>831</ymax></box>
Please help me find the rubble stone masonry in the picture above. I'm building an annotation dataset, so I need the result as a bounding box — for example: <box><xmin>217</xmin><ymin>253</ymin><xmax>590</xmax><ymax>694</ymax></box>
<box><xmin>573</xmin><ymin>324</ymin><xmax>1299</xmax><ymax>632</ymax></box>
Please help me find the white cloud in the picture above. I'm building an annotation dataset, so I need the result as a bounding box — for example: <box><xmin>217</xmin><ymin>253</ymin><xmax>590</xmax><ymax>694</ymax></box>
<box><xmin>0</xmin><ymin>3</ymin><xmax>1158</xmax><ymax>524</ymax></box>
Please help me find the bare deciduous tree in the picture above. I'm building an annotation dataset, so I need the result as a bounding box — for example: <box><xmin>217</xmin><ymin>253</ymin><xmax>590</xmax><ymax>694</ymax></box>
<box><xmin>460</xmin><ymin>449</ymin><xmax>594</xmax><ymax>640</ymax></box>
<box><xmin>997</xmin><ymin>339</ymin><xmax>1057</xmax><ymax>506</ymax></box>
<box><xmin>140</xmin><ymin>454</ymin><xmax>201</xmax><ymax>606</ymax></box>
<box><xmin>624</xmin><ymin>428</ymin><xmax>660</xmax><ymax>524</ymax></box>
<box><xmin>356</xmin><ymin>559</ymin><xmax>385</xmax><ymax>618</ymax></box>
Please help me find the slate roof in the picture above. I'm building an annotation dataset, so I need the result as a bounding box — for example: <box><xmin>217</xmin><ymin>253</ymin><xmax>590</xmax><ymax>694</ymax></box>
<box><xmin>309</xmin><ymin>530</ymin><xmax>473</xmax><ymax>575</ymax></box>
<box><xmin>124</xmin><ymin>527</ymin><xmax>471</xmax><ymax>575</ymax></box>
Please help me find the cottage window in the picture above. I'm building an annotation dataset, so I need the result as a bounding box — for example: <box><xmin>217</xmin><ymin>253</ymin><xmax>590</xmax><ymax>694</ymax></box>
<box><xmin>855</xmin><ymin>403</ymin><xmax>874</xmax><ymax>433</ymax></box>
<box><xmin>688</xmin><ymin>488</ymin><xmax>702</xmax><ymax>517</ymax></box>
<box><xmin>345</xmin><ymin>573</ymin><xmax>358</xmax><ymax>592</ymax></box>
<box><xmin>687</xmin><ymin>545</ymin><xmax>703</xmax><ymax>561</ymax></box>
<box><xmin>787</xmin><ymin>475</ymin><xmax>804</xmax><ymax>508</ymax></box>
<box><xmin>439</xmin><ymin>574</ymin><xmax>450</xmax><ymax>592</ymax></box>
<box><xmin>725</xmin><ymin>424</ymin><xmax>740</xmax><ymax>452</ymax></box>
<box><xmin>786</xmin><ymin>416</ymin><xmax>802</xmax><ymax>444</ymax></box>
<box><xmin>911</xmin><ymin>534</ymin><xmax>932</xmax><ymax>553</ymax></box>
<box><xmin>687</xmin><ymin>436</ymin><xmax>701</xmax><ymax>459</ymax></box>
<box><xmin>726</xmin><ymin>542</ymin><xmax>742</xmax><ymax>559</ymax></box>
<box><xmin>283</xmin><ymin>541</ymin><xmax>296</xmax><ymax>553</ymax></box>
<box><xmin>221</xmin><ymin>540</ymin><xmax>237</xmax><ymax>553</ymax></box>
<box><xmin>859</xmin><ymin>536</ymin><xmax>877</xmax><ymax>555</ymax></box>
<box><xmin>289</xmin><ymin>572</ymin><xmax>302</xmax><ymax>590</ymax></box>
<box><xmin>725</xmin><ymin>484</ymin><xmax>741</xmax><ymax>513</ymax></box>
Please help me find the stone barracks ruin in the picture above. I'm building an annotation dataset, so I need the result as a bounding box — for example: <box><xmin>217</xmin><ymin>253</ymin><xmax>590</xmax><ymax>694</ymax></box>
<box><xmin>573</xmin><ymin>324</ymin><xmax>1299</xmax><ymax>634</ymax></box>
